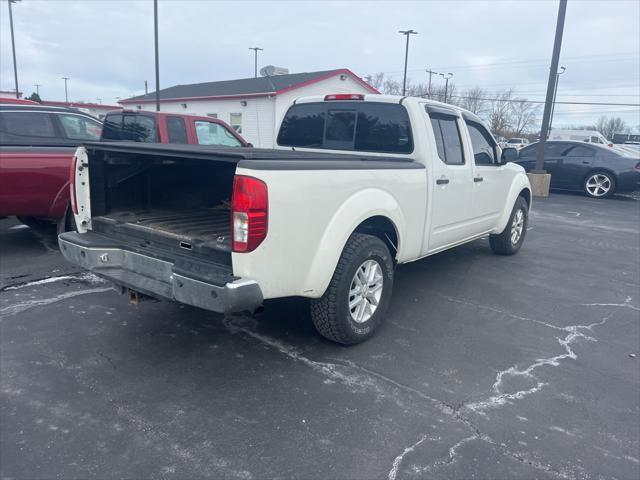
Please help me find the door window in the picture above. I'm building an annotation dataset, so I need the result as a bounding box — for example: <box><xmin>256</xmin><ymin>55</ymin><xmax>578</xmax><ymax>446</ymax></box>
<box><xmin>466</xmin><ymin>122</ymin><xmax>497</xmax><ymax>165</ymax></box>
<box><xmin>102</xmin><ymin>114</ymin><xmax>123</xmax><ymax>140</ymax></box>
<box><xmin>0</xmin><ymin>112</ymin><xmax>56</xmax><ymax>137</ymax></box>
<box><xmin>57</xmin><ymin>113</ymin><xmax>102</xmax><ymax>140</ymax></box>
<box><xmin>166</xmin><ymin>116</ymin><xmax>188</xmax><ymax>144</ymax></box>
<box><xmin>194</xmin><ymin>121</ymin><xmax>242</xmax><ymax>147</ymax></box>
<box><xmin>429</xmin><ymin>114</ymin><xmax>464</xmax><ymax>165</ymax></box>
<box><xmin>564</xmin><ymin>145</ymin><xmax>595</xmax><ymax>157</ymax></box>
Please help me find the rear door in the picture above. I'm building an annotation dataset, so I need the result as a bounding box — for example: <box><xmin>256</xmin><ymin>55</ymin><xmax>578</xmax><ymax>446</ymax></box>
<box><xmin>425</xmin><ymin>106</ymin><xmax>475</xmax><ymax>251</ymax></box>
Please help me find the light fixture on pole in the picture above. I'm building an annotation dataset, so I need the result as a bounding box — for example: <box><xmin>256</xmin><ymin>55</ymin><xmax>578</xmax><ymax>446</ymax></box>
<box><xmin>249</xmin><ymin>47</ymin><xmax>264</xmax><ymax>78</ymax></box>
<box><xmin>440</xmin><ymin>73</ymin><xmax>453</xmax><ymax>103</ymax></box>
<box><xmin>61</xmin><ymin>77</ymin><xmax>70</xmax><ymax>103</ymax></box>
<box><xmin>398</xmin><ymin>29</ymin><xmax>418</xmax><ymax>96</ymax></box>
<box><xmin>548</xmin><ymin>66</ymin><xmax>566</xmax><ymax>134</ymax></box>
<box><xmin>8</xmin><ymin>0</ymin><xmax>21</xmax><ymax>98</ymax></box>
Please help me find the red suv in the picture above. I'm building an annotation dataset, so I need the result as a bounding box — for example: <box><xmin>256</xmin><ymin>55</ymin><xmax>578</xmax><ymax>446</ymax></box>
<box><xmin>0</xmin><ymin>107</ymin><xmax>250</xmax><ymax>232</ymax></box>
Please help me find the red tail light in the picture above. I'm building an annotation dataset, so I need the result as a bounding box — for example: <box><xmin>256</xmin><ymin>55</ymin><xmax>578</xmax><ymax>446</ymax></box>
<box><xmin>70</xmin><ymin>155</ymin><xmax>78</xmax><ymax>215</ymax></box>
<box><xmin>324</xmin><ymin>94</ymin><xmax>365</xmax><ymax>101</ymax></box>
<box><xmin>231</xmin><ymin>175</ymin><xmax>268</xmax><ymax>252</ymax></box>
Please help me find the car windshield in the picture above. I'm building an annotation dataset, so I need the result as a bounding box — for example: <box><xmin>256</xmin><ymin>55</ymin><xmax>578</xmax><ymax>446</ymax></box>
<box><xmin>508</xmin><ymin>138</ymin><xmax>523</xmax><ymax>143</ymax></box>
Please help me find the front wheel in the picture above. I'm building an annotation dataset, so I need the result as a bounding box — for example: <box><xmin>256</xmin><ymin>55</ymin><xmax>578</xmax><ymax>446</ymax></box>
<box><xmin>490</xmin><ymin>196</ymin><xmax>528</xmax><ymax>255</ymax></box>
<box><xmin>310</xmin><ymin>233</ymin><xmax>394</xmax><ymax>345</ymax></box>
<box><xmin>584</xmin><ymin>171</ymin><xmax>615</xmax><ymax>198</ymax></box>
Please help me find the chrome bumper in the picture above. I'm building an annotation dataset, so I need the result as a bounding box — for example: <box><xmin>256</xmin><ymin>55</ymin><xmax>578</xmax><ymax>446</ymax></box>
<box><xmin>58</xmin><ymin>233</ymin><xmax>262</xmax><ymax>313</ymax></box>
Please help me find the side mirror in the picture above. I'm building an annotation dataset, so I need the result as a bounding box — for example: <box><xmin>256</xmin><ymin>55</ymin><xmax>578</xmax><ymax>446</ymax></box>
<box><xmin>501</xmin><ymin>147</ymin><xmax>519</xmax><ymax>164</ymax></box>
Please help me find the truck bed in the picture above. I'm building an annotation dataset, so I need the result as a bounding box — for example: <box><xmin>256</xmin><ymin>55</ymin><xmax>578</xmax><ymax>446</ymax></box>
<box><xmin>93</xmin><ymin>207</ymin><xmax>231</xmax><ymax>252</ymax></box>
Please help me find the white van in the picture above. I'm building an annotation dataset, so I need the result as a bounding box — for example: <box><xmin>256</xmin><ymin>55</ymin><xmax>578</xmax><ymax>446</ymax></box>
<box><xmin>549</xmin><ymin>129</ymin><xmax>612</xmax><ymax>146</ymax></box>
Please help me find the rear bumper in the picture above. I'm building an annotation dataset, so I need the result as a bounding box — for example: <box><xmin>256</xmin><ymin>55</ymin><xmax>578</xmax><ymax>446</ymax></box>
<box><xmin>58</xmin><ymin>232</ymin><xmax>263</xmax><ymax>314</ymax></box>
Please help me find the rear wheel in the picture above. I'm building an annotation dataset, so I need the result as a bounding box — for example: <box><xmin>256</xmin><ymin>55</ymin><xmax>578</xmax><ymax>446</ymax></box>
<box><xmin>489</xmin><ymin>196</ymin><xmax>528</xmax><ymax>255</ymax></box>
<box><xmin>310</xmin><ymin>233</ymin><xmax>394</xmax><ymax>345</ymax></box>
<box><xmin>584</xmin><ymin>171</ymin><xmax>615</xmax><ymax>198</ymax></box>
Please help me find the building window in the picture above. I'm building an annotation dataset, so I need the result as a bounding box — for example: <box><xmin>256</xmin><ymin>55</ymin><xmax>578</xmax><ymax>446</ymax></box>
<box><xmin>230</xmin><ymin>112</ymin><xmax>242</xmax><ymax>133</ymax></box>
<box><xmin>207</xmin><ymin>113</ymin><xmax>218</xmax><ymax>119</ymax></box>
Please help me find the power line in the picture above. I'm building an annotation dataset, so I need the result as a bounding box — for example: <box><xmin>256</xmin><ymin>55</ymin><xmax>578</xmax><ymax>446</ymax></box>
<box><xmin>447</xmin><ymin>94</ymin><xmax>640</xmax><ymax>107</ymax></box>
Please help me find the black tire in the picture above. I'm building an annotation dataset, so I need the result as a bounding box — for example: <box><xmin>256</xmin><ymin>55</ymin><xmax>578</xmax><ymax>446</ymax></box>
<box><xmin>490</xmin><ymin>196</ymin><xmax>528</xmax><ymax>256</ymax></box>
<box><xmin>56</xmin><ymin>204</ymin><xmax>78</xmax><ymax>235</ymax></box>
<box><xmin>310</xmin><ymin>233</ymin><xmax>394</xmax><ymax>345</ymax></box>
<box><xmin>583</xmin><ymin>170</ymin><xmax>616</xmax><ymax>199</ymax></box>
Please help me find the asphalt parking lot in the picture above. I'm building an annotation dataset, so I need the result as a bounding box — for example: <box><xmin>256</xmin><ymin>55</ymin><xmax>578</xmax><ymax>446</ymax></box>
<box><xmin>1</xmin><ymin>193</ymin><xmax>639</xmax><ymax>480</ymax></box>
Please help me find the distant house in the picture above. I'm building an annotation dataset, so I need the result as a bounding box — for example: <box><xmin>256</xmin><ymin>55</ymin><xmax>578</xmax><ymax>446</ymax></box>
<box><xmin>0</xmin><ymin>90</ymin><xmax>22</xmax><ymax>99</ymax></box>
<box><xmin>120</xmin><ymin>68</ymin><xmax>379</xmax><ymax>147</ymax></box>
<box><xmin>39</xmin><ymin>101</ymin><xmax>121</xmax><ymax>120</ymax></box>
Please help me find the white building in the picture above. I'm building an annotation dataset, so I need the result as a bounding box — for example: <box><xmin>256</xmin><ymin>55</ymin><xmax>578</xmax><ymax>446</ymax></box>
<box><xmin>120</xmin><ymin>69</ymin><xmax>379</xmax><ymax>147</ymax></box>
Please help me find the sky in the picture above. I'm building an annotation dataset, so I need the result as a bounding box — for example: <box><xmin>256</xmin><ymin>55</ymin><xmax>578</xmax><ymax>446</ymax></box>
<box><xmin>1</xmin><ymin>0</ymin><xmax>638</xmax><ymax>129</ymax></box>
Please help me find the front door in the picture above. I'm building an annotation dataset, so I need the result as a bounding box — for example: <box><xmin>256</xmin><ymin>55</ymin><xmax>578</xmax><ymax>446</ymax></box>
<box><xmin>464</xmin><ymin>121</ymin><xmax>513</xmax><ymax>233</ymax></box>
<box><xmin>426</xmin><ymin>109</ymin><xmax>475</xmax><ymax>251</ymax></box>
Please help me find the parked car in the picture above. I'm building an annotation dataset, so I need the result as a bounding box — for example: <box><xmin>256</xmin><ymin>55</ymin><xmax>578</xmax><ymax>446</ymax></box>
<box><xmin>59</xmin><ymin>94</ymin><xmax>531</xmax><ymax>345</ymax></box>
<box><xmin>549</xmin><ymin>129</ymin><xmax>612</xmax><ymax>147</ymax></box>
<box><xmin>506</xmin><ymin>137</ymin><xmax>530</xmax><ymax>150</ymax></box>
<box><xmin>0</xmin><ymin>104</ymin><xmax>103</xmax><ymax>232</ymax></box>
<box><xmin>508</xmin><ymin>140</ymin><xmax>640</xmax><ymax>198</ymax></box>
<box><xmin>101</xmin><ymin>110</ymin><xmax>250</xmax><ymax>147</ymax></box>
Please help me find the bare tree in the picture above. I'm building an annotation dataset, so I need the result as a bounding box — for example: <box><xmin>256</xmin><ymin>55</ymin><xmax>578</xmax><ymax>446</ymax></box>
<box><xmin>457</xmin><ymin>87</ymin><xmax>487</xmax><ymax>115</ymax></box>
<box><xmin>486</xmin><ymin>89</ymin><xmax>514</xmax><ymax>138</ymax></box>
<box><xmin>595</xmin><ymin>116</ymin><xmax>629</xmax><ymax>140</ymax></box>
<box><xmin>509</xmin><ymin>98</ymin><xmax>540</xmax><ymax>135</ymax></box>
<box><xmin>364</xmin><ymin>73</ymin><xmax>385</xmax><ymax>92</ymax></box>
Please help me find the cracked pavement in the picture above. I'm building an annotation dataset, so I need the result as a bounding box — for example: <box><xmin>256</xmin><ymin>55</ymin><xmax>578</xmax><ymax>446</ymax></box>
<box><xmin>1</xmin><ymin>193</ymin><xmax>639</xmax><ymax>479</ymax></box>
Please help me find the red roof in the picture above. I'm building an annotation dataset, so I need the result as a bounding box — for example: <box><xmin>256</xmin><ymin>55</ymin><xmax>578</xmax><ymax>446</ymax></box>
<box><xmin>40</xmin><ymin>100</ymin><xmax>122</xmax><ymax>109</ymax></box>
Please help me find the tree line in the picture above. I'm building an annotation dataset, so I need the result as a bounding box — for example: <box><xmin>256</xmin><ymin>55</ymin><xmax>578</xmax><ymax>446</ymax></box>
<box><xmin>364</xmin><ymin>72</ymin><xmax>633</xmax><ymax>141</ymax></box>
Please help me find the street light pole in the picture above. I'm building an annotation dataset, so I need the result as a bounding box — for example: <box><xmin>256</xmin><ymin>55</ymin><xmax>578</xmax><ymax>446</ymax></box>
<box><xmin>61</xmin><ymin>77</ymin><xmax>70</xmax><ymax>103</ymax></box>
<box><xmin>153</xmin><ymin>0</ymin><xmax>160</xmax><ymax>111</ymax></box>
<box><xmin>440</xmin><ymin>73</ymin><xmax>453</xmax><ymax>103</ymax></box>
<box><xmin>8</xmin><ymin>0</ymin><xmax>21</xmax><ymax>98</ymax></box>
<box><xmin>249</xmin><ymin>47</ymin><xmax>263</xmax><ymax>78</ymax></box>
<box><xmin>426</xmin><ymin>69</ymin><xmax>439</xmax><ymax>99</ymax></box>
<box><xmin>34</xmin><ymin>84</ymin><xmax>41</xmax><ymax>96</ymax></box>
<box><xmin>399</xmin><ymin>30</ymin><xmax>417</xmax><ymax>96</ymax></box>
<box><xmin>534</xmin><ymin>0</ymin><xmax>568</xmax><ymax>173</ymax></box>
<box><xmin>548</xmin><ymin>66</ymin><xmax>566</xmax><ymax>134</ymax></box>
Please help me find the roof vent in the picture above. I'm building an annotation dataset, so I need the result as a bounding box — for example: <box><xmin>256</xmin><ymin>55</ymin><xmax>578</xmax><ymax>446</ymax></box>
<box><xmin>260</xmin><ymin>65</ymin><xmax>289</xmax><ymax>77</ymax></box>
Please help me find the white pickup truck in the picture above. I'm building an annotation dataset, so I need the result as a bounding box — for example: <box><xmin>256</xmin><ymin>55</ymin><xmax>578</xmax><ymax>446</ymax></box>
<box><xmin>59</xmin><ymin>94</ymin><xmax>531</xmax><ymax>344</ymax></box>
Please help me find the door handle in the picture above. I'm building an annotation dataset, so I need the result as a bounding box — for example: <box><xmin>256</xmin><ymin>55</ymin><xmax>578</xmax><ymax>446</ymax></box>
<box><xmin>474</xmin><ymin>176</ymin><xmax>484</xmax><ymax>183</ymax></box>
<box><xmin>436</xmin><ymin>178</ymin><xmax>450</xmax><ymax>185</ymax></box>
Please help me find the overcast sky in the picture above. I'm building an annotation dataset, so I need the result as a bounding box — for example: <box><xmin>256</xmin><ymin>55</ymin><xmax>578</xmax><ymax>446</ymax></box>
<box><xmin>1</xmin><ymin>0</ymin><xmax>638</xmax><ymax>128</ymax></box>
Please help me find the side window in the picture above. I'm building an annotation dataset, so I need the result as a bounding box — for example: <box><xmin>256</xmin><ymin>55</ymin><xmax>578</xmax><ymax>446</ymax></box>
<box><xmin>57</xmin><ymin>114</ymin><xmax>102</xmax><ymax>140</ymax></box>
<box><xmin>102</xmin><ymin>114</ymin><xmax>123</xmax><ymax>140</ymax></box>
<box><xmin>429</xmin><ymin>114</ymin><xmax>464</xmax><ymax>165</ymax></box>
<box><xmin>229</xmin><ymin>113</ymin><xmax>242</xmax><ymax>133</ymax></box>
<box><xmin>0</xmin><ymin>112</ymin><xmax>56</xmax><ymax>138</ymax></box>
<box><xmin>565</xmin><ymin>145</ymin><xmax>595</xmax><ymax>157</ymax></box>
<box><xmin>466</xmin><ymin>122</ymin><xmax>497</xmax><ymax>165</ymax></box>
<box><xmin>194</xmin><ymin>121</ymin><xmax>242</xmax><ymax>147</ymax></box>
<box><xmin>166</xmin><ymin>116</ymin><xmax>188</xmax><ymax>144</ymax></box>
<box><xmin>123</xmin><ymin>115</ymin><xmax>157</xmax><ymax>142</ymax></box>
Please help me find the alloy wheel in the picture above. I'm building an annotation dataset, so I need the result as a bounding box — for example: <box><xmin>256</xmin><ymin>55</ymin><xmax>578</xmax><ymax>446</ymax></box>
<box><xmin>348</xmin><ymin>259</ymin><xmax>384</xmax><ymax>323</ymax></box>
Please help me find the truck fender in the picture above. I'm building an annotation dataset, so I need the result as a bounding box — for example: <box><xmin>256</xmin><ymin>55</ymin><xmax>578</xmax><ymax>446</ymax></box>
<box><xmin>47</xmin><ymin>180</ymin><xmax>71</xmax><ymax>220</ymax></box>
<box><xmin>302</xmin><ymin>188</ymin><xmax>405</xmax><ymax>297</ymax></box>
<box><xmin>494</xmin><ymin>173</ymin><xmax>532</xmax><ymax>233</ymax></box>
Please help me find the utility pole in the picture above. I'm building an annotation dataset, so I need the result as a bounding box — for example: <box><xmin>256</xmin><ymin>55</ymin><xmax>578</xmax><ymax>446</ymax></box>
<box><xmin>548</xmin><ymin>66</ymin><xmax>566</xmax><ymax>133</ymax></box>
<box><xmin>426</xmin><ymin>69</ymin><xmax>439</xmax><ymax>98</ymax></box>
<box><xmin>8</xmin><ymin>0</ymin><xmax>21</xmax><ymax>98</ymax></box>
<box><xmin>440</xmin><ymin>73</ymin><xmax>453</xmax><ymax>103</ymax></box>
<box><xmin>399</xmin><ymin>30</ymin><xmax>417</xmax><ymax>96</ymax></box>
<box><xmin>144</xmin><ymin>80</ymin><xmax>148</xmax><ymax>95</ymax></box>
<box><xmin>249</xmin><ymin>47</ymin><xmax>263</xmax><ymax>78</ymax></box>
<box><xmin>153</xmin><ymin>0</ymin><xmax>160</xmax><ymax>111</ymax></box>
<box><xmin>61</xmin><ymin>77</ymin><xmax>70</xmax><ymax>102</ymax></box>
<box><xmin>534</xmin><ymin>0</ymin><xmax>568</xmax><ymax>173</ymax></box>
<box><xmin>34</xmin><ymin>84</ymin><xmax>41</xmax><ymax>96</ymax></box>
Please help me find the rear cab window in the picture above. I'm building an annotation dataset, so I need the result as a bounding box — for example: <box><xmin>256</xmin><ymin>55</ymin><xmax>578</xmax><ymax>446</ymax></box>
<box><xmin>102</xmin><ymin>113</ymin><xmax>157</xmax><ymax>142</ymax></box>
<box><xmin>277</xmin><ymin>102</ymin><xmax>413</xmax><ymax>154</ymax></box>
